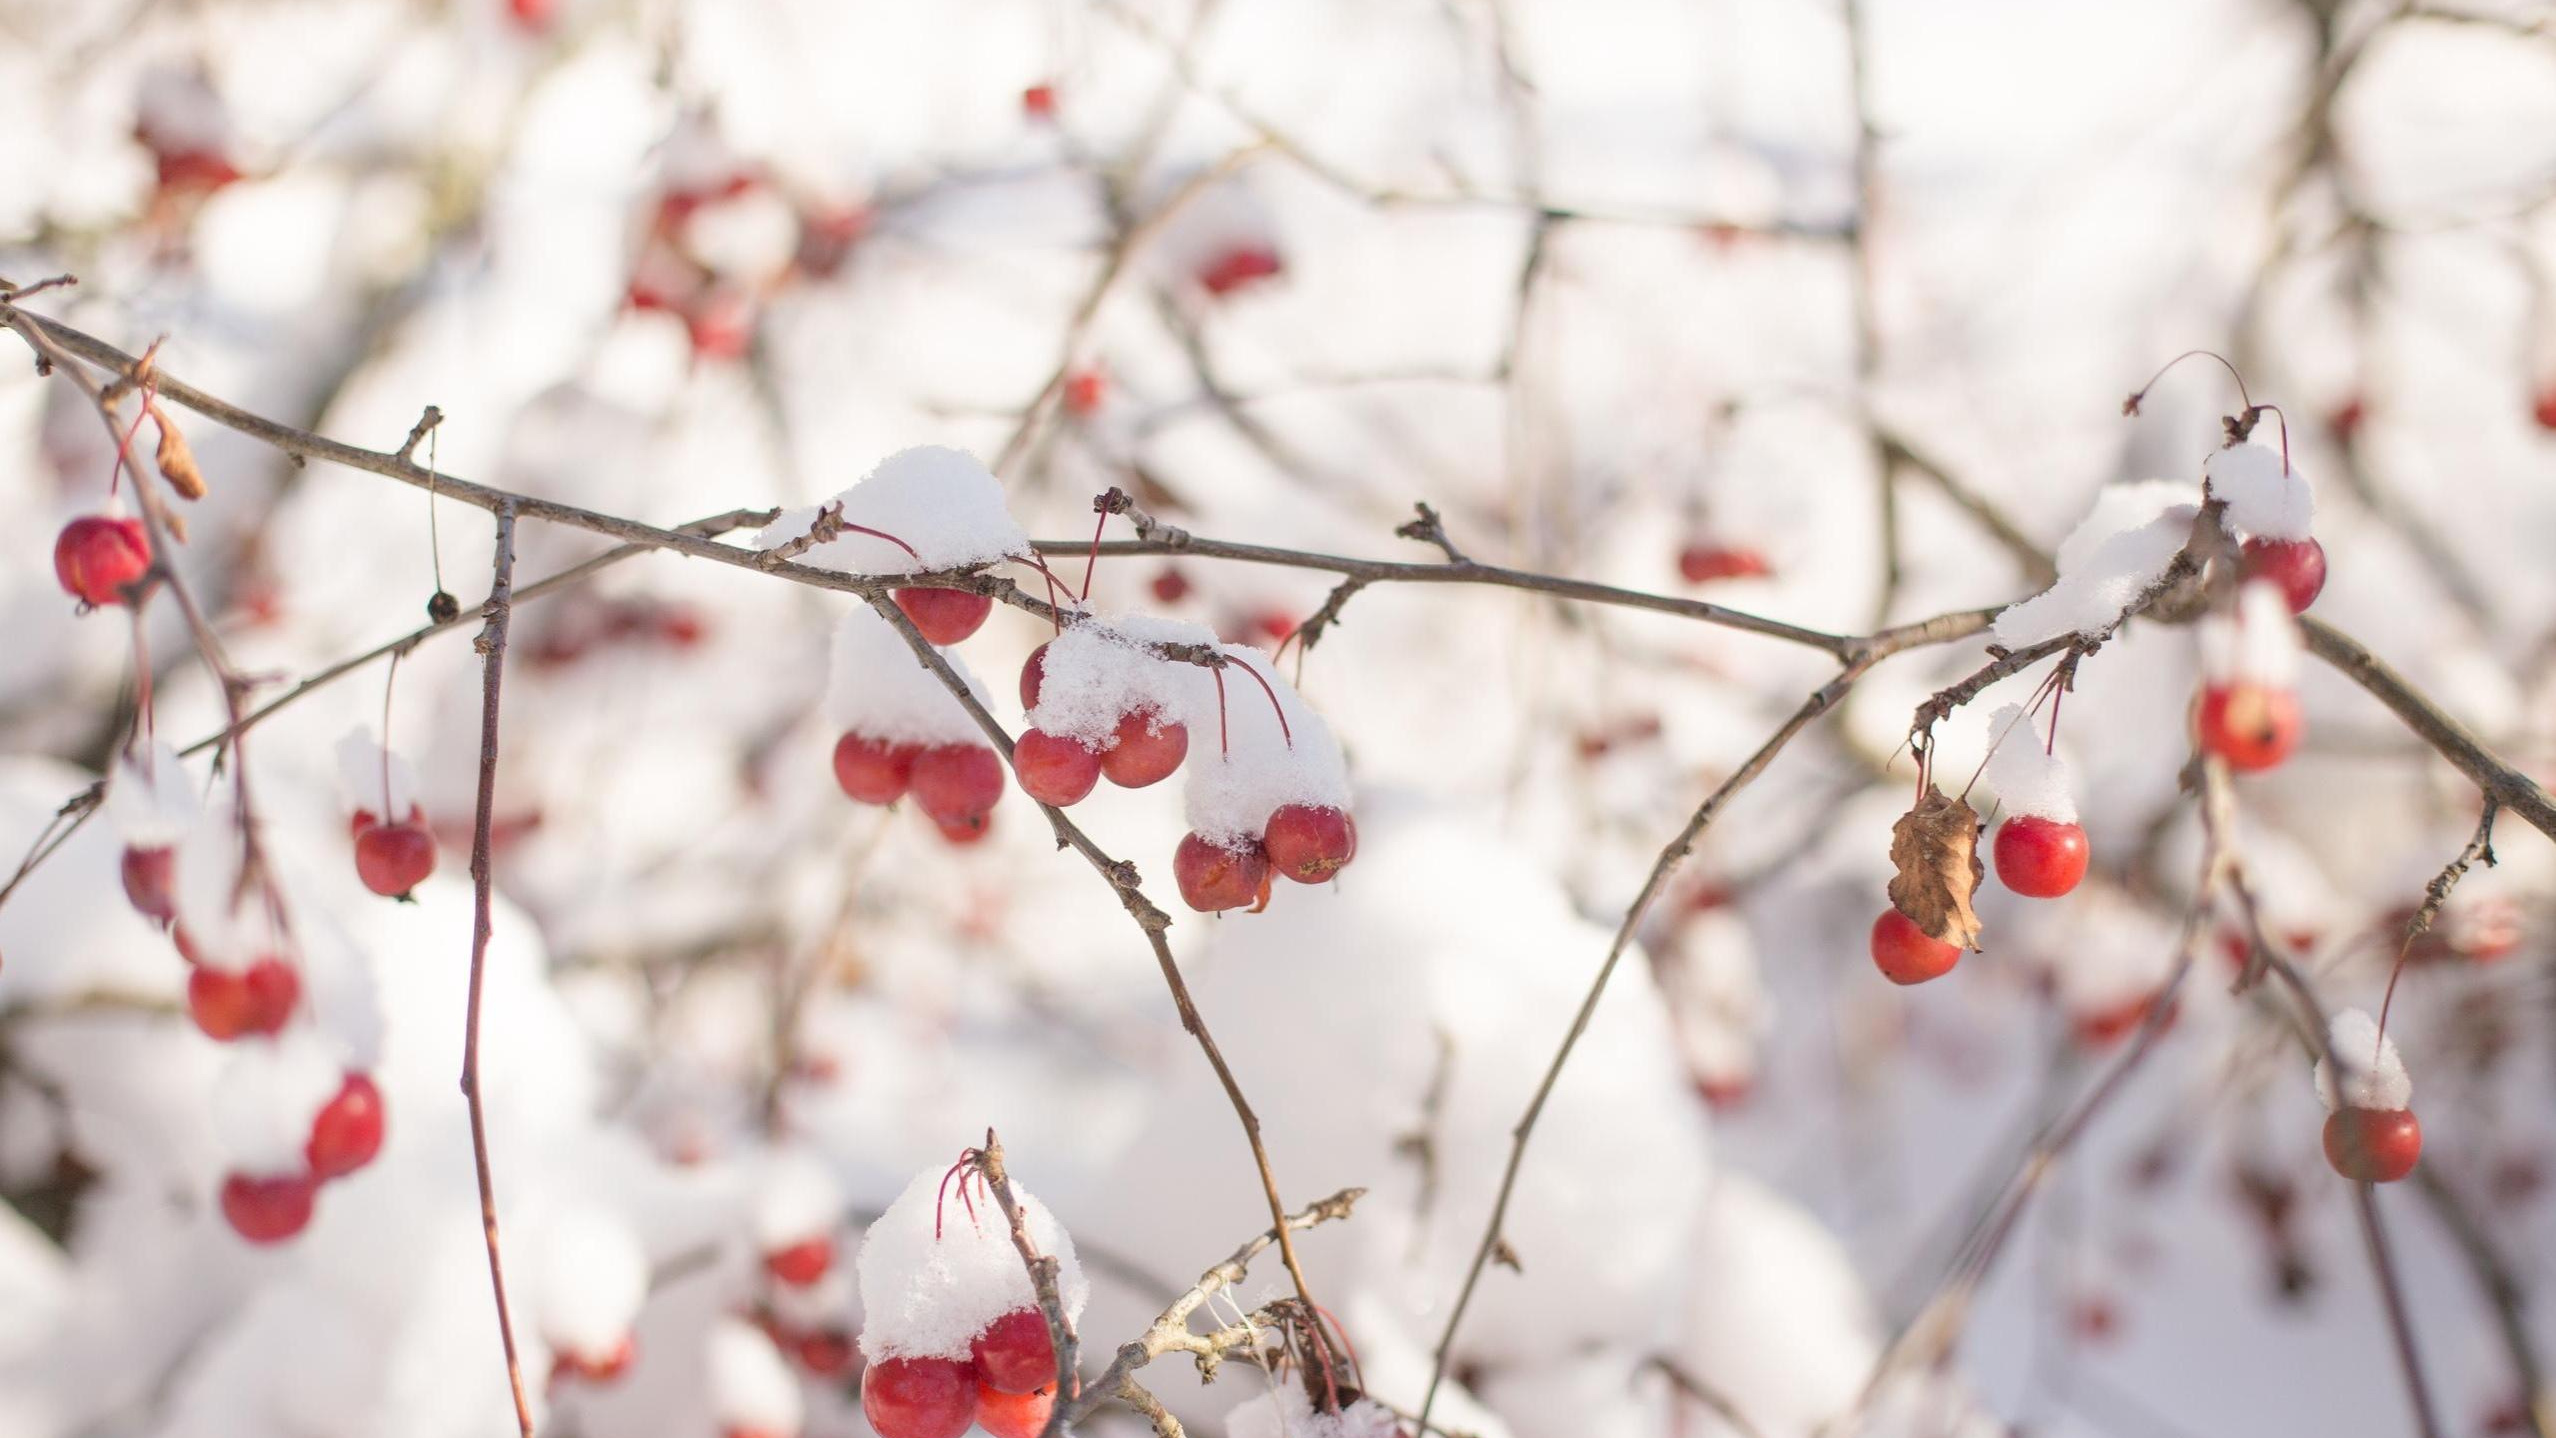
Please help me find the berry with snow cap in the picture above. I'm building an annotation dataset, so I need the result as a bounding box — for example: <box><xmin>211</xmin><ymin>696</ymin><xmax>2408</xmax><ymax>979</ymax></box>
<box><xmin>1100</xmin><ymin>709</ymin><xmax>1188</xmax><ymax>788</ymax></box>
<box><xmin>970</xmin><ymin>1308</ymin><xmax>1055</xmax><ymax>1394</ymax></box>
<box><xmin>855</xmin><ymin>1157</ymin><xmax>1088</xmax><ymax>1373</ymax></box>
<box><xmin>532</xmin><ymin>1207</ymin><xmax>649</xmax><ymax>1386</ymax></box>
<box><xmin>2313</xmin><ymin>1009</ymin><xmax>2422</xmax><ymax>1183</ymax></box>
<box><xmin>351</xmin><ymin>807</ymin><xmax>436</xmax><ymax>899</ymax></box>
<box><xmin>1979</xmin><ymin>703</ymin><xmax>2089</xmax><ymax>897</ymax></box>
<box><xmin>2197</xmin><ymin>582</ymin><xmax>2305</xmax><ymax>772</ymax></box>
<box><xmin>1175</xmin><ymin>833</ymin><xmax>1270</xmax><ymax>912</ymax></box>
<box><xmin>305</xmin><ymin>1071</ymin><xmax>385</xmax><ymax>1180</ymax></box>
<box><xmin>2204</xmin><ymin>440</ymin><xmax>2315</xmax><ymax>542</ymax></box>
<box><xmin>710</xmin><ymin>1317</ymin><xmax>805</xmax><ymax>1438</ymax></box>
<box><xmin>894</xmin><ymin>587</ymin><xmax>993</xmax><ymax>646</ymax></box>
<box><xmin>754</xmin><ymin>1149</ymin><xmax>845</xmax><ymax>1286</ymax></box>
<box><xmin>2239</xmin><ymin>537</ymin><xmax>2326</xmax><ymax>614</ymax></box>
<box><xmin>1264</xmin><ymin>803</ymin><xmax>1357</xmax><ymax>884</ymax></box>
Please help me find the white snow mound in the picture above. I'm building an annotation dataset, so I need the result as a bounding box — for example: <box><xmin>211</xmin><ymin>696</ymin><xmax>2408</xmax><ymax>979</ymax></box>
<box><xmin>1979</xmin><ymin>703</ymin><xmax>2077</xmax><ymax>823</ymax></box>
<box><xmin>2200</xmin><ymin>581</ymin><xmax>2300</xmax><ymax>687</ymax></box>
<box><xmin>2314</xmin><ymin>1008</ymin><xmax>2411</xmax><ymax>1113</ymax></box>
<box><xmin>1992</xmin><ymin>480</ymin><xmax>2199</xmax><ymax>648</ymax></box>
<box><xmin>855</xmin><ymin>1161</ymin><xmax>1089</xmax><ymax>1363</ymax></box>
<box><xmin>2206</xmin><ymin>441</ymin><xmax>2315</xmax><ymax>541</ymax></box>
<box><xmin>825</xmin><ymin>605</ymin><xmax>998</xmax><ymax>747</ymax></box>
<box><xmin>1180</xmin><ymin>645</ymin><xmax>1351</xmax><ymax>847</ymax></box>
<box><xmin>757</xmin><ymin>446</ymin><xmax>1029</xmax><ymax>576</ymax></box>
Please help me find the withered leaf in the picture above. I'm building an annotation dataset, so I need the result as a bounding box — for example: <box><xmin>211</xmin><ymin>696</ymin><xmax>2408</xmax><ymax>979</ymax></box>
<box><xmin>1887</xmin><ymin>784</ymin><xmax>1985</xmax><ymax>949</ymax></box>
<box><xmin>152</xmin><ymin>410</ymin><xmax>207</xmax><ymax>500</ymax></box>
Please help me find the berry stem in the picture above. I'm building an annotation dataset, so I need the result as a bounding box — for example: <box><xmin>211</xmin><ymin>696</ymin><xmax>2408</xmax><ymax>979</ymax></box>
<box><xmin>1078</xmin><ymin>501</ymin><xmax>1108</xmax><ymax>603</ymax></box>
<box><xmin>1224</xmin><ymin>655</ymin><xmax>1293</xmax><ymax>748</ymax></box>
<box><xmin>2125</xmin><ymin>348</ymin><xmax>2253</xmax><ymax>415</ymax></box>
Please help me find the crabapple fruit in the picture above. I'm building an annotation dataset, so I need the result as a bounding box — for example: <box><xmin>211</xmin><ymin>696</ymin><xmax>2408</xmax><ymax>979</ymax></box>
<box><xmin>1022</xmin><ymin>83</ymin><xmax>1057</xmax><ymax>119</ymax></box>
<box><xmin>1174</xmin><ymin>832</ymin><xmax>1270</xmax><ymax>912</ymax></box>
<box><xmin>1150</xmin><ymin>566</ymin><xmax>1191</xmax><ymax>604</ymax></box>
<box><xmin>221</xmin><ymin>1171</ymin><xmax>317</xmax><ymax>1244</ymax></box>
<box><xmin>187</xmin><ymin>958</ymin><xmax>299</xmax><ymax>1040</ymax></box>
<box><xmin>121</xmin><ymin>844</ymin><xmax>175</xmax><ymax>923</ymax></box>
<box><xmin>352</xmin><ymin>812</ymin><xmax>436</xmax><ymax>898</ymax></box>
<box><xmin>1099</xmin><ymin>710</ymin><xmax>1187</xmax><ymax>788</ymax></box>
<box><xmin>976</xmin><ymin>1384</ymin><xmax>1056</xmax><ymax>1438</ymax></box>
<box><xmin>1262</xmin><ymin>804</ymin><xmax>1356</xmax><ymax>883</ymax></box>
<box><xmin>1198</xmin><ymin>244</ymin><xmax>1282</xmax><ymax>296</ymax></box>
<box><xmin>54</xmin><ymin>515</ymin><xmax>151</xmax><ymax>608</ymax></box>
<box><xmin>834</xmin><ymin>733</ymin><xmax>920</xmax><ymax>806</ymax></box>
<box><xmin>795</xmin><ymin>1329</ymin><xmax>855</xmax><ymax>1377</ymax></box>
<box><xmin>971</xmin><ymin>1308</ymin><xmax>1055</xmax><ymax>1394</ymax></box>
<box><xmin>2323</xmin><ymin>1107</ymin><xmax>2422</xmax><ymax>1183</ymax></box>
<box><xmin>306</xmin><ymin>1071</ymin><xmax>385</xmax><ymax>1180</ymax></box>
<box><xmin>1063</xmin><ymin>370</ymin><xmax>1106</xmax><ymax>416</ymax></box>
<box><xmin>1012</xmin><ymin>729</ymin><xmax>1102</xmax><ymax>807</ymax></box>
<box><xmin>1676</xmin><ymin>543</ymin><xmax>1772</xmax><ymax>584</ymax></box>
<box><xmin>1018</xmin><ymin>643</ymin><xmax>1049</xmax><ymax>709</ymax></box>
<box><xmin>1993</xmin><ymin>815</ymin><xmax>2089</xmax><ymax>898</ymax></box>
<box><xmin>911</xmin><ymin>745</ymin><xmax>1004</xmax><ymax>839</ymax></box>
<box><xmin>2198</xmin><ymin>684</ymin><xmax>2302</xmax><ymax>772</ymax></box>
<box><xmin>763</xmin><ymin>1235</ymin><xmax>833</xmax><ymax>1287</ymax></box>
<box><xmin>894</xmin><ymin>587</ymin><xmax>992</xmax><ymax>645</ymax></box>
<box><xmin>861</xmin><ymin>1356</ymin><xmax>978</xmax><ymax>1438</ymax></box>
<box><xmin>1870</xmin><ymin>908</ymin><xmax>1960</xmax><ymax>986</ymax></box>
<box><xmin>2238</xmin><ymin>537</ymin><xmax>2326</xmax><ymax>614</ymax></box>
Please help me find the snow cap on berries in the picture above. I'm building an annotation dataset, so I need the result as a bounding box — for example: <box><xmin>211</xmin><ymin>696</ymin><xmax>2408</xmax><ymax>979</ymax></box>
<box><xmin>1180</xmin><ymin>645</ymin><xmax>1351</xmax><ymax>848</ymax></box>
<box><xmin>2200</xmin><ymin>581</ymin><xmax>2301</xmax><ymax>688</ymax></box>
<box><xmin>528</xmin><ymin>1204</ymin><xmax>648</xmax><ymax>1359</ymax></box>
<box><xmin>855</xmin><ymin>1161</ymin><xmax>1089</xmax><ymax>1364</ymax></box>
<box><xmin>1226</xmin><ymin>1385</ymin><xmax>1405</xmax><ymax>1438</ymax></box>
<box><xmin>105</xmin><ymin>741</ymin><xmax>201</xmax><ymax>848</ymax></box>
<box><xmin>169</xmin><ymin>804</ymin><xmax>262</xmax><ymax>970</ymax></box>
<box><xmin>211</xmin><ymin>1033</ymin><xmax>343</xmax><ymax>1178</ymax></box>
<box><xmin>1026</xmin><ymin>614</ymin><xmax>1219</xmax><ymax>746</ymax></box>
<box><xmin>1979</xmin><ymin>703</ymin><xmax>2077</xmax><ymax>824</ymax></box>
<box><xmin>707</xmin><ymin>1317</ymin><xmax>804</xmax><ymax>1438</ymax></box>
<box><xmin>2313</xmin><ymin>1008</ymin><xmax>2411</xmax><ymax>1113</ymax></box>
<box><xmin>1992</xmin><ymin>481</ymin><xmax>2201</xmax><ymax>648</ymax></box>
<box><xmin>756</xmin><ymin>446</ymin><xmax>1029</xmax><ymax>576</ymax></box>
<box><xmin>2205</xmin><ymin>441</ymin><xmax>2315</xmax><ymax>542</ymax></box>
<box><xmin>824</xmin><ymin>605</ymin><xmax>998</xmax><ymax>747</ymax></box>
<box><xmin>335</xmin><ymin>727</ymin><xmax>419</xmax><ymax>820</ymax></box>
<box><xmin>753</xmin><ymin>1148</ymin><xmax>845</xmax><ymax>1250</ymax></box>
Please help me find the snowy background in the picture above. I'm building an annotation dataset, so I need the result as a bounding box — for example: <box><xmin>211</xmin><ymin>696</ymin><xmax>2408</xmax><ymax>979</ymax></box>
<box><xmin>2</xmin><ymin>0</ymin><xmax>2554</xmax><ymax>1436</ymax></box>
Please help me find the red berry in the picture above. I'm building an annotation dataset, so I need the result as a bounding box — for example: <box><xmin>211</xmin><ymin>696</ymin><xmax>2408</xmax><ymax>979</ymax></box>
<box><xmin>1198</xmin><ymin>245</ymin><xmax>1283</xmax><ymax>297</ymax></box>
<box><xmin>1063</xmin><ymin>369</ymin><xmax>1106</xmax><ymax>416</ymax></box>
<box><xmin>911</xmin><ymin>745</ymin><xmax>1005</xmax><ymax>836</ymax></box>
<box><xmin>795</xmin><ymin>1328</ymin><xmax>856</xmax><ymax>1377</ymax></box>
<box><xmin>353</xmin><ymin>818</ymin><xmax>437</xmax><ymax>898</ymax></box>
<box><xmin>2330</xmin><ymin>397</ymin><xmax>2365</xmax><ymax>441</ymax></box>
<box><xmin>2071</xmin><ymin>992</ymin><xmax>2176</xmax><ymax>1048</ymax></box>
<box><xmin>154</xmin><ymin>149</ymin><xmax>242</xmax><ymax>195</ymax></box>
<box><xmin>2534</xmin><ymin>387</ymin><xmax>2556</xmax><ymax>433</ymax></box>
<box><xmin>930</xmin><ymin>811</ymin><xmax>994</xmax><ymax>845</ymax></box>
<box><xmin>55</xmin><ymin>515</ymin><xmax>152</xmax><ymax>608</ymax></box>
<box><xmin>1174</xmin><ymin>832</ymin><xmax>1270</xmax><ymax>912</ymax></box>
<box><xmin>306</xmin><ymin>1072</ymin><xmax>385</xmax><ymax>1180</ymax></box>
<box><xmin>1676</xmin><ymin>543</ymin><xmax>1772</xmax><ymax>584</ymax></box>
<box><xmin>221</xmin><ymin>1170</ymin><xmax>317</xmax><ymax>1244</ymax></box>
<box><xmin>1262</xmin><ymin>804</ymin><xmax>1356</xmax><ymax>884</ymax></box>
<box><xmin>862</xmin><ymin>1356</ymin><xmax>979</xmax><ymax>1438</ymax></box>
<box><xmin>1869</xmin><ymin>908</ymin><xmax>1960</xmax><ymax>986</ymax></box>
<box><xmin>1013</xmin><ymin>729</ymin><xmax>1103</xmax><ymax>807</ymax></box>
<box><xmin>763</xmin><ymin>1234</ymin><xmax>833</xmax><ymax>1287</ymax></box>
<box><xmin>1993</xmin><ymin>815</ymin><xmax>2089</xmax><ymax>898</ymax></box>
<box><xmin>2323</xmin><ymin>1107</ymin><xmax>2422</xmax><ymax>1183</ymax></box>
<box><xmin>121</xmin><ymin>844</ymin><xmax>175</xmax><ymax>923</ymax></box>
<box><xmin>684</xmin><ymin>291</ymin><xmax>755</xmax><ymax>361</ymax></box>
<box><xmin>971</xmin><ymin>1308</ymin><xmax>1055</xmax><ymax>1394</ymax></box>
<box><xmin>1019</xmin><ymin>643</ymin><xmax>1049</xmax><ymax>709</ymax></box>
<box><xmin>1697</xmin><ymin>1075</ymin><xmax>1753</xmax><ymax>1109</ymax></box>
<box><xmin>554</xmin><ymin>1336</ymin><xmax>635</xmax><ymax>1383</ymax></box>
<box><xmin>1022</xmin><ymin>83</ymin><xmax>1057</xmax><ymax>119</ymax></box>
<box><xmin>507</xmin><ymin>0</ymin><xmax>556</xmax><ymax>31</ymax></box>
<box><xmin>834</xmin><ymin>733</ymin><xmax>920</xmax><ymax>805</ymax></box>
<box><xmin>2198</xmin><ymin>684</ymin><xmax>2302</xmax><ymax>772</ymax></box>
<box><xmin>2239</xmin><ymin>537</ymin><xmax>2327</xmax><ymax>614</ymax></box>
<box><xmin>1149</xmin><ymin>566</ymin><xmax>1191</xmax><ymax>604</ymax></box>
<box><xmin>977</xmin><ymin>1384</ymin><xmax>1056</xmax><ymax>1438</ymax></box>
<box><xmin>894</xmin><ymin>587</ymin><xmax>993</xmax><ymax>645</ymax></box>
<box><xmin>188</xmin><ymin>958</ymin><xmax>299</xmax><ymax>1040</ymax></box>
<box><xmin>1099</xmin><ymin>710</ymin><xmax>1187</xmax><ymax>789</ymax></box>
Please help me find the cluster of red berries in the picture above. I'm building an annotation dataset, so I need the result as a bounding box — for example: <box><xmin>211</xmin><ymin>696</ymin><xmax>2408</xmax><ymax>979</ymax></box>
<box><xmin>1172</xmin><ymin>804</ymin><xmax>1357</xmax><ymax>914</ymax></box>
<box><xmin>623</xmin><ymin>153</ymin><xmax>877</xmax><ymax>362</ymax></box>
<box><xmin>862</xmin><ymin>1309</ymin><xmax>1060</xmax><ymax>1438</ymax></box>
<box><xmin>1011</xmin><ymin>641</ymin><xmax>1190</xmax><ymax>805</ymax></box>
<box><xmin>221</xmin><ymin>1069</ymin><xmax>385</xmax><ymax>1244</ymax></box>
<box><xmin>524</xmin><ymin>594</ymin><xmax>710</xmax><ymax>669</ymax></box>
<box><xmin>2200</xmin><ymin>544</ymin><xmax>2324</xmax><ymax>772</ymax></box>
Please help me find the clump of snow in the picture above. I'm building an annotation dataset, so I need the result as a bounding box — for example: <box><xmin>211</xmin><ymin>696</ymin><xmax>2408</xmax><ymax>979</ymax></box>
<box><xmin>707</xmin><ymin>1317</ymin><xmax>804</xmax><ymax>1438</ymax></box>
<box><xmin>134</xmin><ymin>64</ymin><xmax>230</xmax><ymax>153</ymax></box>
<box><xmin>855</xmin><ymin>1161</ymin><xmax>1088</xmax><ymax>1364</ymax></box>
<box><xmin>1181</xmin><ymin>645</ymin><xmax>1352</xmax><ymax>848</ymax></box>
<box><xmin>824</xmin><ymin>606</ymin><xmax>997</xmax><ymax>748</ymax></box>
<box><xmin>1226</xmin><ymin>1383</ymin><xmax>1406</xmax><ymax>1438</ymax></box>
<box><xmin>1978</xmin><ymin>703</ymin><xmax>2077</xmax><ymax>823</ymax></box>
<box><xmin>686</xmin><ymin>188</ymin><xmax>801</xmax><ymax>282</ymax></box>
<box><xmin>2205</xmin><ymin>441</ymin><xmax>2315</xmax><ymax>541</ymax></box>
<box><xmin>1026</xmin><ymin>614</ymin><xmax>1221</xmax><ymax>747</ymax></box>
<box><xmin>756</xmin><ymin>446</ymin><xmax>1029</xmax><ymax>576</ymax></box>
<box><xmin>210</xmin><ymin>1034</ymin><xmax>342</xmax><ymax>1177</ymax></box>
<box><xmin>168</xmin><ymin>804</ymin><xmax>268</xmax><ymax>971</ymax></box>
<box><xmin>1991</xmin><ymin>480</ymin><xmax>2200</xmax><ymax>648</ymax></box>
<box><xmin>531</xmin><ymin>1204</ymin><xmax>650</xmax><ymax>1358</ymax></box>
<box><xmin>335</xmin><ymin>727</ymin><xmax>419</xmax><ymax>819</ymax></box>
<box><xmin>1660</xmin><ymin>910</ymin><xmax>1770</xmax><ymax>1093</ymax></box>
<box><xmin>2200</xmin><ymin>581</ymin><xmax>2300</xmax><ymax>687</ymax></box>
<box><xmin>753</xmin><ymin>1148</ymin><xmax>845</xmax><ymax>1249</ymax></box>
<box><xmin>2314</xmin><ymin>1008</ymin><xmax>2411</xmax><ymax>1113</ymax></box>
<box><xmin>104</xmin><ymin>741</ymin><xmax>200</xmax><ymax>848</ymax></box>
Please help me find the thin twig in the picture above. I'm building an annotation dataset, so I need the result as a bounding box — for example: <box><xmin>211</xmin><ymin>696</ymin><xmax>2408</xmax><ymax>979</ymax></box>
<box><xmin>977</xmin><ymin>1132</ymin><xmax>1082</xmax><ymax>1438</ymax></box>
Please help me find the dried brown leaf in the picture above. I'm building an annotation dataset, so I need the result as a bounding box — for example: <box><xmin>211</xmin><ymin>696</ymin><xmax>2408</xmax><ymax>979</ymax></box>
<box><xmin>152</xmin><ymin>410</ymin><xmax>206</xmax><ymax>500</ymax></box>
<box><xmin>1888</xmin><ymin>784</ymin><xmax>1984</xmax><ymax>949</ymax></box>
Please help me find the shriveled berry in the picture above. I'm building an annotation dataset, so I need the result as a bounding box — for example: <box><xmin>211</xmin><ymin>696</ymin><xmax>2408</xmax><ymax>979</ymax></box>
<box><xmin>1993</xmin><ymin>815</ymin><xmax>2089</xmax><ymax>898</ymax></box>
<box><xmin>834</xmin><ymin>733</ymin><xmax>920</xmax><ymax>805</ymax></box>
<box><xmin>1013</xmin><ymin>729</ymin><xmax>1102</xmax><ymax>807</ymax></box>
<box><xmin>2198</xmin><ymin>683</ymin><xmax>2302</xmax><ymax>772</ymax></box>
<box><xmin>221</xmin><ymin>1170</ymin><xmax>318</xmax><ymax>1244</ymax></box>
<box><xmin>2323</xmin><ymin>1106</ymin><xmax>2422</xmax><ymax>1183</ymax></box>
<box><xmin>353</xmin><ymin>817</ymin><xmax>436</xmax><ymax>898</ymax></box>
<box><xmin>1099</xmin><ymin>710</ymin><xmax>1187</xmax><ymax>789</ymax></box>
<box><xmin>971</xmin><ymin>1308</ymin><xmax>1055</xmax><ymax>1394</ymax></box>
<box><xmin>1198</xmin><ymin>244</ymin><xmax>1283</xmax><ymax>296</ymax></box>
<box><xmin>2239</xmin><ymin>537</ymin><xmax>2327</xmax><ymax>614</ymax></box>
<box><xmin>55</xmin><ymin>515</ymin><xmax>152</xmax><ymax>608</ymax></box>
<box><xmin>861</xmin><ymin>1355</ymin><xmax>979</xmax><ymax>1438</ymax></box>
<box><xmin>1174</xmin><ymin>833</ymin><xmax>1269</xmax><ymax>912</ymax></box>
<box><xmin>121</xmin><ymin>844</ymin><xmax>176</xmax><ymax>923</ymax></box>
<box><xmin>977</xmin><ymin>1384</ymin><xmax>1056</xmax><ymax>1438</ymax></box>
<box><xmin>1262</xmin><ymin>804</ymin><xmax>1356</xmax><ymax>884</ymax></box>
<box><xmin>763</xmin><ymin>1235</ymin><xmax>833</xmax><ymax>1287</ymax></box>
<box><xmin>1870</xmin><ymin>908</ymin><xmax>1960</xmax><ymax>986</ymax></box>
<box><xmin>911</xmin><ymin>745</ymin><xmax>1004</xmax><ymax>836</ymax></box>
<box><xmin>188</xmin><ymin>958</ymin><xmax>300</xmax><ymax>1040</ymax></box>
<box><xmin>894</xmin><ymin>587</ymin><xmax>993</xmax><ymax>645</ymax></box>
<box><xmin>306</xmin><ymin>1071</ymin><xmax>385</xmax><ymax>1179</ymax></box>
